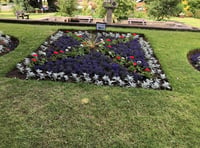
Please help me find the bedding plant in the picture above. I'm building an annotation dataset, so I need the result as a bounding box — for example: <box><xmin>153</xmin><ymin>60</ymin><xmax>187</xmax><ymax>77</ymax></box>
<box><xmin>0</xmin><ymin>31</ymin><xmax>19</xmax><ymax>56</ymax></box>
<box><xmin>188</xmin><ymin>49</ymin><xmax>200</xmax><ymax>71</ymax></box>
<box><xmin>15</xmin><ymin>30</ymin><xmax>171</xmax><ymax>90</ymax></box>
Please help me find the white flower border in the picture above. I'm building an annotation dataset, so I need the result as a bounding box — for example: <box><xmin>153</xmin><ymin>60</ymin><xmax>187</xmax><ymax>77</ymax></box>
<box><xmin>16</xmin><ymin>30</ymin><xmax>171</xmax><ymax>90</ymax></box>
<box><xmin>0</xmin><ymin>31</ymin><xmax>12</xmax><ymax>54</ymax></box>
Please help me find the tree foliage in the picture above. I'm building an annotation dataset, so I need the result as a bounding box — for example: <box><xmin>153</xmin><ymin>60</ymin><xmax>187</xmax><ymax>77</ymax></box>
<box><xmin>188</xmin><ymin>0</ymin><xmax>200</xmax><ymax>15</ymax></box>
<box><xmin>114</xmin><ymin>0</ymin><xmax>135</xmax><ymax>19</ymax></box>
<box><xmin>57</xmin><ymin>0</ymin><xmax>77</xmax><ymax>16</ymax></box>
<box><xmin>147</xmin><ymin>0</ymin><xmax>182</xmax><ymax>20</ymax></box>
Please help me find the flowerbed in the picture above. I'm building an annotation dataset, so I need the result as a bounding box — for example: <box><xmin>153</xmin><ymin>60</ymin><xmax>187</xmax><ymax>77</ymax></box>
<box><xmin>188</xmin><ymin>49</ymin><xmax>200</xmax><ymax>71</ymax></box>
<box><xmin>14</xmin><ymin>30</ymin><xmax>171</xmax><ymax>90</ymax></box>
<box><xmin>0</xmin><ymin>31</ymin><xmax>19</xmax><ymax>56</ymax></box>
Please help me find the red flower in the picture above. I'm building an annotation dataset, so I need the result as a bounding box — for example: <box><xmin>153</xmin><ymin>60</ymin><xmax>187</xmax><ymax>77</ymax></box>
<box><xmin>32</xmin><ymin>54</ymin><xmax>38</xmax><ymax>57</ymax></box>
<box><xmin>132</xmin><ymin>33</ymin><xmax>137</xmax><ymax>36</ymax></box>
<box><xmin>31</xmin><ymin>58</ymin><xmax>37</xmax><ymax>62</ymax></box>
<box><xmin>65</xmin><ymin>30</ymin><xmax>70</xmax><ymax>33</ymax></box>
<box><xmin>144</xmin><ymin>68</ymin><xmax>151</xmax><ymax>72</ymax></box>
<box><xmin>106</xmin><ymin>39</ymin><xmax>111</xmax><ymax>42</ymax></box>
<box><xmin>129</xmin><ymin>56</ymin><xmax>135</xmax><ymax>59</ymax></box>
<box><xmin>133</xmin><ymin>62</ymin><xmax>137</xmax><ymax>66</ymax></box>
<box><xmin>59</xmin><ymin>50</ymin><xmax>64</xmax><ymax>53</ymax></box>
<box><xmin>116</xmin><ymin>56</ymin><xmax>121</xmax><ymax>60</ymax></box>
<box><xmin>53</xmin><ymin>51</ymin><xmax>59</xmax><ymax>54</ymax></box>
<box><xmin>77</xmin><ymin>35</ymin><xmax>82</xmax><ymax>38</ymax></box>
<box><xmin>119</xmin><ymin>35</ymin><xmax>125</xmax><ymax>39</ymax></box>
<box><xmin>107</xmin><ymin>45</ymin><xmax>112</xmax><ymax>48</ymax></box>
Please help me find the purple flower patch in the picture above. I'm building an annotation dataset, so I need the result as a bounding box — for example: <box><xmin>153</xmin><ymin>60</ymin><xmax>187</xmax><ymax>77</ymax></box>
<box><xmin>15</xmin><ymin>30</ymin><xmax>171</xmax><ymax>90</ymax></box>
<box><xmin>188</xmin><ymin>49</ymin><xmax>200</xmax><ymax>71</ymax></box>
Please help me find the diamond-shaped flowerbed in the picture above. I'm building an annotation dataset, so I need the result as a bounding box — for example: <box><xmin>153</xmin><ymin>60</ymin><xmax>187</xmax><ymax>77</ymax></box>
<box><xmin>0</xmin><ymin>32</ymin><xmax>19</xmax><ymax>56</ymax></box>
<box><xmin>188</xmin><ymin>49</ymin><xmax>200</xmax><ymax>71</ymax></box>
<box><xmin>9</xmin><ymin>30</ymin><xmax>171</xmax><ymax>90</ymax></box>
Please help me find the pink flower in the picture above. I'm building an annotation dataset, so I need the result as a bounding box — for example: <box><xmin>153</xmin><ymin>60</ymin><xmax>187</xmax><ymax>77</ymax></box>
<box><xmin>106</xmin><ymin>39</ymin><xmax>111</xmax><ymax>42</ymax></box>
<box><xmin>116</xmin><ymin>56</ymin><xmax>121</xmax><ymax>60</ymax></box>
<box><xmin>32</xmin><ymin>54</ymin><xmax>38</xmax><ymax>57</ymax></box>
<box><xmin>31</xmin><ymin>58</ymin><xmax>37</xmax><ymax>62</ymax></box>
<box><xmin>133</xmin><ymin>62</ymin><xmax>137</xmax><ymax>66</ymax></box>
<box><xmin>107</xmin><ymin>45</ymin><xmax>112</xmax><ymax>48</ymax></box>
<box><xmin>119</xmin><ymin>35</ymin><xmax>125</xmax><ymax>39</ymax></box>
<box><xmin>129</xmin><ymin>56</ymin><xmax>135</xmax><ymax>59</ymax></box>
<box><xmin>53</xmin><ymin>51</ymin><xmax>59</xmax><ymax>54</ymax></box>
<box><xmin>59</xmin><ymin>50</ymin><xmax>64</xmax><ymax>53</ymax></box>
<box><xmin>144</xmin><ymin>68</ymin><xmax>151</xmax><ymax>72</ymax></box>
<box><xmin>132</xmin><ymin>33</ymin><xmax>137</xmax><ymax>36</ymax></box>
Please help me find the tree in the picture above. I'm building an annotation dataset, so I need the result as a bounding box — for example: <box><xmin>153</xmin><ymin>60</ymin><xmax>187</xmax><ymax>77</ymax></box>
<box><xmin>188</xmin><ymin>0</ymin><xmax>200</xmax><ymax>17</ymax></box>
<box><xmin>57</xmin><ymin>0</ymin><xmax>77</xmax><ymax>16</ymax></box>
<box><xmin>147</xmin><ymin>0</ymin><xmax>182</xmax><ymax>20</ymax></box>
<box><xmin>114</xmin><ymin>0</ymin><xmax>135</xmax><ymax>19</ymax></box>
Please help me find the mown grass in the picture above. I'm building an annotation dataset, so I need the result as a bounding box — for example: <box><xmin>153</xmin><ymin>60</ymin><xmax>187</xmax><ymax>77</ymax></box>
<box><xmin>0</xmin><ymin>23</ymin><xmax>200</xmax><ymax>147</ymax></box>
<box><xmin>170</xmin><ymin>17</ymin><xmax>200</xmax><ymax>28</ymax></box>
<box><xmin>0</xmin><ymin>11</ymin><xmax>55</xmax><ymax>19</ymax></box>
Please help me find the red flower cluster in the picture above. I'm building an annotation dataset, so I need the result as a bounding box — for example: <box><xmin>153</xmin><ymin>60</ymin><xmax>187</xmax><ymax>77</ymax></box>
<box><xmin>119</xmin><ymin>35</ymin><xmax>125</xmax><ymax>39</ymax></box>
<box><xmin>31</xmin><ymin>58</ymin><xmax>37</xmax><ymax>62</ymax></box>
<box><xmin>116</xmin><ymin>56</ymin><xmax>121</xmax><ymax>60</ymax></box>
<box><xmin>129</xmin><ymin>56</ymin><xmax>135</xmax><ymax>59</ymax></box>
<box><xmin>106</xmin><ymin>39</ymin><xmax>111</xmax><ymax>42</ymax></box>
<box><xmin>77</xmin><ymin>35</ymin><xmax>82</xmax><ymax>38</ymax></box>
<box><xmin>133</xmin><ymin>62</ymin><xmax>137</xmax><ymax>66</ymax></box>
<box><xmin>107</xmin><ymin>45</ymin><xmax>112</xmax><ymax>48</ymax></box>
<box><xmin>132</xmin><ymin>33</ymin><xmax>137</xmax><ymax>36</ymax></box>
<box><xmin>53</xmin><ymin>51</ymin><xmax>59</xmax><ymax>55</ymax></box>
<box><xmin>59</xmin><ymin>50</ymin><xmax>64</xmax><ymax>53</ymax></box>
<box><xmin>144</xmin><ymin>68</ymin><xmax>151</xmax><ymax>72</ymax></box>
<box><xmin>32</xmin><ymin>54</ymin><xmax>38</xmax><ymax>57</ymax></box>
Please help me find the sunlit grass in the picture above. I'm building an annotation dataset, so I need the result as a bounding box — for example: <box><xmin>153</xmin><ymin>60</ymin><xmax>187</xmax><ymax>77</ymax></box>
<box><xmin>170</xmin><ymin>17</ymin><xmax>200</xmax><ymax>28</ymax></box>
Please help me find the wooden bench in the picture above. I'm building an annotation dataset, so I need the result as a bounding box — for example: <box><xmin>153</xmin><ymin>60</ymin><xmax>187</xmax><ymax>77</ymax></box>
<box><xmin>128</xmin><ymin>18</ymin><xmax>146</xmax><ymax>25</ymax></box>
<box><xmin>16</xmin><ymin>11</ymin><xmax>29</xmax><ymax>19</ymax></box>
<box><xmin>76</xmin><ymin>16</ymin><xmax>93</xmax><ymax>23</ymax></box>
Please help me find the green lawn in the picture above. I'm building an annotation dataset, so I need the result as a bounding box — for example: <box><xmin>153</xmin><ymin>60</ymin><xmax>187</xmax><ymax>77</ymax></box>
<box><xmin>170</xmin><ymin>17</ymin><xmax>200</xmax><ymax>28</ymax></box>
<box><xmin>0</xmin><ymin>23</ymin><xmax>200</xmax><ymax>147</ymax></box>
<box><xmin>0</xmin><ymin>11</ymin><xmax>55</xmax><ymax>19</ymax></box>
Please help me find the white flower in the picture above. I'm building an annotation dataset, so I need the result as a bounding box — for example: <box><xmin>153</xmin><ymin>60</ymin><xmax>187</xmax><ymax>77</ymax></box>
<box><xmin>26</xmin><ymin>71</ymin><xmax>35</xmax><ymax>79</ymax></box>
<box><xmin>64</xmin><ymin>75</ymin><xmax>69</xmax><ymax>81</ymax></box>
<box><xmin>162</xmin><ymin>81</ymin><xmax>171</xmax><ymax>89</ymax></box>
<box><xmin>102</xmin><ymin>75</ymin><xmax>110</xmax><ymax>81</ymax></box>
<box><xmin>125</xmin><ymin>75</ymin><xmax>134</xmax><ymax>82</ymax></box>
<box><xmin>95</xmin><ymin>80</ymin><xmax>103</xmax><ymax>86</ymax></box>
<box><xmin>93</xmin><ymin>74</ymin><xmax>99</xmax><ymax>80</ymax></box>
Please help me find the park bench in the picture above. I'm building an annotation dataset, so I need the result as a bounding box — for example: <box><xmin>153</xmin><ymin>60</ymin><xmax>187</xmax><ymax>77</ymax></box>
<box><xmin>128</xmin><ymin>18</ymin><xmax>146</xmax><ymax>25</ymax></box>
<box><xmin>76</xmin><ymin>15</ymin><xmax>93</xmax><ymax>23</ymax></box>
<box><xmin>16</xmin><ymin>11</ymin><xmax>29</xmax><ymax>19</ymax></box>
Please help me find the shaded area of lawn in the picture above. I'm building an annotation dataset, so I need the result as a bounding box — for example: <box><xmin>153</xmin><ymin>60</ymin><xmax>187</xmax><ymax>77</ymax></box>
<box><xmin>0</xmin><ymin>23</ymin><xmax>200</xmax><ymax>147</ymax></box>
